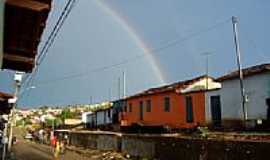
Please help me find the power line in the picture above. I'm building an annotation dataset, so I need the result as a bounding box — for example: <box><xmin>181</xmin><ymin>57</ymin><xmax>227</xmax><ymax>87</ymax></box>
<box><xmin>34</xmin><ymin>18</ymin><xmax>231</xmax><ymax>87</ymax></box>
<box><xmin>36</xmin><ymin>0</ymin><xmax>76</xmax><ymax>64</ymax></box>
<box><xmin>20</xmin><ymin>0</ymin><xmax>78</xmax><ymax>96</ymax></box>
<box><xmin>22</xmin><ymin>0</ymin><xmax>76</xmax><ymax>85</ymax></box>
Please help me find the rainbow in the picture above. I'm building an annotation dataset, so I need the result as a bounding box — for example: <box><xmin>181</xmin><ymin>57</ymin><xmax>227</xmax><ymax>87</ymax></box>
<box><xmin>95</xmin><ymin>0</ymin><xmax>166</xmax><ymax>84</ymax></box>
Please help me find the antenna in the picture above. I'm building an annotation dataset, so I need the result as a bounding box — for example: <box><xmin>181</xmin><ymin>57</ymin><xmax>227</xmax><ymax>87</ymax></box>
<box><xmin>123</xmin><ymin>71</ymin><xmax>126</xmax><ymax>98</ymax></box>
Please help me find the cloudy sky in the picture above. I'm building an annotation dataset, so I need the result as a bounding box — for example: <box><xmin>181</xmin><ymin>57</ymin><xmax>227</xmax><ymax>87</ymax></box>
<box><xmin>0</xmin><ymin>0</ymin><xmax>269</xmax><ymax>107</ymax></box>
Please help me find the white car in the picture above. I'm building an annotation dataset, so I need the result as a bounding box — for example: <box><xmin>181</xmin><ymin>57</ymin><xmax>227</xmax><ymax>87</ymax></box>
<box><xmin>24</xmin><ymin>133</ymin><xmax>33</xmax><ymax>140</ymax></box>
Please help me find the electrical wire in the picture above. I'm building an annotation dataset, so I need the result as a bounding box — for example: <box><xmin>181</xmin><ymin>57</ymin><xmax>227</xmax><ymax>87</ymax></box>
<box><xmin>20</xmin><ymin>0</ymin><xmax>78</xmax><ymax>98</ymax></box>
<box><xmin>34</xmin><ymin>18</ymin><xmax>231</xmax><ymax>87</ymax></box>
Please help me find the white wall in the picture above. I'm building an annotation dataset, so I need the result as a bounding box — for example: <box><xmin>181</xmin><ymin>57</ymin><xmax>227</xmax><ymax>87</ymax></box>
<box><xmin>206</xmin><ymin>72</ymin><xmax>270</xmax><ymax>122</ymax></box>
<box><xmin>96</xmin><ymin>111</ymin><xmax>104</xmax><ymax>126</ymax></box>
<box><xmin>82</xmin><ymin>112</ymin><xmax>93</xmax><ymax>123</ymax></box>
<box><xmin>96</xmin><ymin>109</ymin><xmax>113</xmax><ymax>126</ymax></box>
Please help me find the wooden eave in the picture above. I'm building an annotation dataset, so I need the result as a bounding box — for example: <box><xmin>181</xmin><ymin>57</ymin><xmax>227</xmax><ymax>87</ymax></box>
<box><xmin>2</xmin><ymin>0</ymin><xmax>52</xmax><ymax>72</ymax></box>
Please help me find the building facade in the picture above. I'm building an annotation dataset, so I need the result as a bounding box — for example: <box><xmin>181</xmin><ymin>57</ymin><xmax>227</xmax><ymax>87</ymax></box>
<box><xmin>205</xmin><ymin>64</ymin><xmax>270</xmax><ymax>128</ymax></box>
<box><xmin>120</xmin><ymin>76</ymin><xmax>221</xmax><ymax>129</ymax></box>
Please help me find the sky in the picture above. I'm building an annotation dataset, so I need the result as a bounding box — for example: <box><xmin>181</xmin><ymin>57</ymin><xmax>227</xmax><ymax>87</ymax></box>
<box><xmin>0</xmin><ymin>0</ymin><xmax>269</xmax><ymax>108</ymax></box>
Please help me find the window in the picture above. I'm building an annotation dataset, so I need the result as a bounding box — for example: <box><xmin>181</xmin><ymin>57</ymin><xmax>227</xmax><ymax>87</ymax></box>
<box><xmin>164</xmin><ymin>97</ymin><xmax>170</xmax><ymax>112</ymax></box>
<box><xmin>146</xmin><ymin>100</ymin><xmax>151</xmax><ymax>112</ymax></box>
<box><xmin>139</xmin><ymin>101</ymin><xmax>144</xmax><ymax>120</ymax></box>
<box><xmin>129</xmin><ymin>103</ymin><xmax>132</xmax><ymax>112</ymax></box>
<box><xmin>185</xmin><ymin>96</ymin><xmax>194</xmax><ymax>123</ymax></box>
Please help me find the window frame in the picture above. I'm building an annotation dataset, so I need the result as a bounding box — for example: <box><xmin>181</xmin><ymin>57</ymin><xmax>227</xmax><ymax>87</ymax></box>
<box><xmin>129</xmin><ymin>103</ymin><xmax>132</xmax><ymax>112</ymax></box>
<box><xmin>164</xmin><ymin>97</ymin><xmax>170</xmax><ymax>112</ymax></box>
<box><xmin>146</xmin><ymin>99</ymin><xmax>151</xmax><ymax>112</ymax></box>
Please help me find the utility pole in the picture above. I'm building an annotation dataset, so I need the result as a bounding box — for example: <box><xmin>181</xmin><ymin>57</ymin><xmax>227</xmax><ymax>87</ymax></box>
<box><xmin>108</xmin><ymin>88</ymin><xmax>111</xmax><ymax>101</ymax></box>
<box><xmin>90</xmin><ymin>96</ymin><xmax>93</xmax><ymax>105</ymax></box>
<box><xmin>8</xmin><ymin>72</ymin><xmax>23</xmax><ymax>152</ymax></box>
<box><xmin>123</xmin><ymin>71</ymin><xmax>126</xmax><ymax>98</ymax></box>
<box><xmin>118</xmin><ymin>77</ymin><xmax>121</xmax><ymax>99</ymax></box>
<box><xmin>232</xmin><ymin>16</ymin><xmax>247</xmax><ymax>123</ymax></box>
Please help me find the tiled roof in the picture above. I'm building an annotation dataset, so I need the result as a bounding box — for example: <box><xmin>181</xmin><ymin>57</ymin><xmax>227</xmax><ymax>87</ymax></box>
<box><xmin>217</xmin><ymin>63</ymin><xmax>270</xmax><ymax>81</ymax></box>
<box><xmin>127</xmin><ymin>75</ymin><xmax>212</xmax><ymax>99</ymax></box>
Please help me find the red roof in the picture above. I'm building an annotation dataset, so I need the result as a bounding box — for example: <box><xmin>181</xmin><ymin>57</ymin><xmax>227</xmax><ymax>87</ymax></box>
<box><xmin>217</xmin><ymin>63</ymin><xmax>270</xmax><ymax>82</ymax></box>
<box><xmin>127</xmin><ymin>75</ymin><xmax>212</xmax><ymax>99</ymax></box>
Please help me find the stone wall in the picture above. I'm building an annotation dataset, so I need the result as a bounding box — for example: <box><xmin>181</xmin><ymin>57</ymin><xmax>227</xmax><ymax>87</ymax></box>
<box><xmin>67</xmin><ymin>131</ymin><xmax>270</xmax><ymax>160</ymax></box>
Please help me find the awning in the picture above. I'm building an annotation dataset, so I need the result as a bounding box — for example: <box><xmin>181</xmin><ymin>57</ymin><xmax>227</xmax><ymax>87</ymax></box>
<box><xmin>0</xmin><ymin>91</ymin><xmax>13</xmax><ymax>114</ymax></box>
<box><xmin>1</xmin><ymin>0</ymin><xmax>52</xmax><ymax>72</ymax></box>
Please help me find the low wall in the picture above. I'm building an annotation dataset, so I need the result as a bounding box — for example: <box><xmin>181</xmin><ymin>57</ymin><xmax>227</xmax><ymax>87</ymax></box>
<box><xmin>69</xmin><ymin>131</ymin><xmax>121</xmax><ymax>151</ymax></box>
<box><xmin>67</xmin><ymin>131</ymin><xmax>270</xmax><ymax>160</ymax></box>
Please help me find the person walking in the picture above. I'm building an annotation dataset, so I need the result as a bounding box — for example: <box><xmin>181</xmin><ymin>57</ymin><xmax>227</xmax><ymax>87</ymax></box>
<box><xmin>54</xmin><ymin>140</ymin><xmax>61</xmax><ymax>159</ymax></box>
<box><xmin>51</xmin><ymin>135</ymin><xmax>56</xmax><ymax>153</ymax></box>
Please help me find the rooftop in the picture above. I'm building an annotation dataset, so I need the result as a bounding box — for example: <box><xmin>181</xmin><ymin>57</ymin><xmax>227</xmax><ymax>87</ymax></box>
<box><xmin>217</xmin><ymin>63</ymin><xmax>270</xmax><ymax>81</ymax></box>
<box><xmin>127</xmin><ymin>75</ymin><xmax>214</xmax><ymax>99</ymax></box>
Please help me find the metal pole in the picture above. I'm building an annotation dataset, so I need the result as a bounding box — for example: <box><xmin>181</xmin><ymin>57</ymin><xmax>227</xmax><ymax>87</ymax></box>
<box><xmin>232</xmin><ymin>16</ymin><xmax>247</xmax><ymax>122</ymax></box>
<box><xmin>7</xmin><ymin>81</ymin><xmax>20</xmax><ymax>152</ymax></box>
<box><xmin>90</xmin><ymin>96</ymin><xmax>93</xmax><ymax>105</ymax></box>
<box><xmin>52</xmin><ymin>119</ymin><xmax>55</xmax><ymax>131</ymax></box>
<box><xmin>206</xmin><ymin>54</ymin><xmax>209</xmax><ymax>89</ymax></box>
<box><xmin>202</xmin><ymin>52</ymin><xmax>212</xmax><ymax>89</ymax></box>
<box><xmin>118</xmin><ymin>77</ymin><xmax>121</xmax><ymax>99</ymax></box>
<box><xmin>108</xmin><ymin>88</ymin><xmax>111</xmax><ymax>101</ymax></box>
<box><xmin>2</xmin><ymin>123</ymin><xmax>8</xmax><ymax>160</ymax></box>
<box><xmin>123</xmin><ymin>71</ymin><xmax>126</xmax><ymax>98</ymax></box>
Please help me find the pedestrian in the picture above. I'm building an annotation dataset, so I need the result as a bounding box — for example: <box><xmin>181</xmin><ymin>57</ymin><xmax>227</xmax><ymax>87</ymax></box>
<box><xmin>51</xmin><ymin>135</ymin><xmax>56</xmax><ymax>153</ymax></box>
<box><xmin>60</xmin><ymin>140</ymin><xmax>65</xmax><ymax>154</ymax></box>
<box><xmin>54</xmin><ymin>140</ymin><xmax>61</xmax><ymax>159</ymax></box>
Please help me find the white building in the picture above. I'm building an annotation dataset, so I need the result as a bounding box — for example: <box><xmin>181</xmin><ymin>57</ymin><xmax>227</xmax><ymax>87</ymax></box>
<box><xmin>81</xmin><ymin>111</ymin><xmax>93</xmax><ymax>124</ymax></box>
<box><xmin>206</xmin><ymin>63</ymin><xmax>270</xmax><ymax>128</ymax></box>
<box><xmin>96</xmin><ymin>108</ymin><xmax>113</xmax><ymax>126</ymax></box>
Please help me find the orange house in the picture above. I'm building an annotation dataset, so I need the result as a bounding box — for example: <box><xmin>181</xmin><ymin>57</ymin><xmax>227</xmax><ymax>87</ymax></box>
<box><xmin>120</xmin><ymin>75</ymin><xmax>221</xmax><ymax>129</ymax></box>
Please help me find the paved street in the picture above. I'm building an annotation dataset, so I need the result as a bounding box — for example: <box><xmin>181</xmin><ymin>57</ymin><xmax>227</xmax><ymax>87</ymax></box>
<box><xmin>12</xmin><ymin>140</ymin><xmax>54</xmax><ymax>160</ymax></box>
<box><xmin>12</xmin><ymin>139</ymin><xmax>98</xmax><ymax>160</ymax></box>
<box><xmin>12</xmin><ymin>140</ymin><xmax>126</xmax><ymax>160</ymax></box>
<box><xmin>11</xmin><ymin>127</ymin><xmax>125</xmax><ymax>160</ymax></box>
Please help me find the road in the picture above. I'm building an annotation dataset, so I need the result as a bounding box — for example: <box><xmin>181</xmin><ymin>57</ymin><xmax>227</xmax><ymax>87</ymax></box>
<box><xmin>12</xmin><ymin>140</ymin><xmax>53</xmax><ymax>160</ymax></box>
<box><xmin>11</xmin><ymin>127</ymin><xmax>90</xmax><ymax>160</ymax></box>
<box><xmin>12</xmin><ymin>140</ymin><xmax>92</xmax><ymax>160</ymax></box>
<box><xmin>11</xmin><ymin>127</ymin><xmax>126</xmax><ymax>160</ymax></box>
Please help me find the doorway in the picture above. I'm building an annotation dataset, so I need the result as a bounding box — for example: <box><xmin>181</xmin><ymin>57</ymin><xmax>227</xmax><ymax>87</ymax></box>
<box><xmin>210</xmin><ymin>95</ymin><xmax>222</xmax><ymax>127</ymax></box>
<box><xmin>266</xmin><ymin>98</ymin><xmax>270</xmax><ymax>120</ymax></box>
